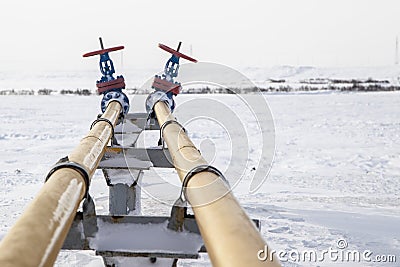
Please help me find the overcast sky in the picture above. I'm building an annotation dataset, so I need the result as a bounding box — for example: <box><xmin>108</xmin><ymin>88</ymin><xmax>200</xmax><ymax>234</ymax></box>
<box><xmin>1</xmin><ymin>0</ymin><xmax>400</xmax><ymax>71</ymax></box>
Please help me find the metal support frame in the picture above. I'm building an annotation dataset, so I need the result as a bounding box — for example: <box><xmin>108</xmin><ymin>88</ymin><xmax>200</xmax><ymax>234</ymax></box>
<box><xmin>57</xmin><ymin>109</ymin><xmax>263</xmax><ymax>267</ymax></box>
<box><xmin>62</xmin><ymin>110</ymin><xmax>196</xmax><ymax>266</ymax></box>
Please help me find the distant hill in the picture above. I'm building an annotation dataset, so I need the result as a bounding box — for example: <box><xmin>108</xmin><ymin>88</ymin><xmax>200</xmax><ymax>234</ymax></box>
<box><xmin>0</xmin><ymin>65</ymin><xmax>399</xmax><ymax>94</ymax></box>
<box><xmin>240</xmin><ymin>65</ymin><xmax>400</xmax><ymax>88</ymax></box>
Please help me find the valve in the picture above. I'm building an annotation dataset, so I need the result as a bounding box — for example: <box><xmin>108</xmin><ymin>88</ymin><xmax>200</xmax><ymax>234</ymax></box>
<box><xmin>148</xmin><ymin>42</ymin><xmax>197</xmax><ymax>115</ymax></box>
<box><xmin>158</xmin><ymin>42</ymin><xmax>197</xmax><ymax>84</ymax></box>
<box><xmin>83</xmin><ymin>37</ymin><xmax>129</xmax><ymax>115</ymax></box>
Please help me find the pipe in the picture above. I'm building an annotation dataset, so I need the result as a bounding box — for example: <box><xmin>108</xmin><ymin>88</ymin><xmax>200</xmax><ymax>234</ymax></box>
<box><xmin>153</xmin><ymin>101</ymin><xmax>280</xmax><ymax>267</ymax></box>
<box><xmin>0</xmin><ymin>101</ymin><xmax>122</xmax><ymax>267</ymax></box>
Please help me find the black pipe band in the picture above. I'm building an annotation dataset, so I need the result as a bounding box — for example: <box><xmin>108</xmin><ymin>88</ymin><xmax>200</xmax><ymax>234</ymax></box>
<box><xmin>90</xmin><ymin>117</ymin><xmax>115</xmax><ymax>138</ymax></box>
<box><xmin>45</xmin><ymin>159</ymin><xmax>90</xmax><ymax>199</ymax></box>
<box><xmin>180</xmin><ymin>165</ymin><xmax>230</xmax><ymax>201</ymax></box>
<box><xmin>159</xmin><ymin>120</ymin><xmax>186</xmax><ymax>148</ymax></box>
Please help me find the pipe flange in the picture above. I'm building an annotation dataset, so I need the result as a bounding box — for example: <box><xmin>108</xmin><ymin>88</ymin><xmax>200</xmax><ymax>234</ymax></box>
<box><xmin>101</xmin><ymin>90</ymin><xmax>130</xmax><ymax>115</ymax></box>
<box><xmin>145</xmin><ymin>91</ymin><xmax>175</xmax><ymax>116</ymax></box>
<box><xmin>45</xmin><ymin>157</ymin><xmax>90</xmax><ymax>199</ymax></box>
<box><xmin>180</xmin><ymin>165</ymin><xmax>230</xmax><ymax>202</ymax></box>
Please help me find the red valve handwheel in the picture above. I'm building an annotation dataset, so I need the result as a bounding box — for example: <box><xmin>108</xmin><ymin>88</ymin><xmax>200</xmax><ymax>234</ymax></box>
<box><xmin>158</xmin><ymin>43</ymin><xmax>197</xmax><ymax>62</ymax></box>
<box><xmin>83</xmin><ymin>46</ymin><xmax>124</xmax><ymax>57</ymax></box>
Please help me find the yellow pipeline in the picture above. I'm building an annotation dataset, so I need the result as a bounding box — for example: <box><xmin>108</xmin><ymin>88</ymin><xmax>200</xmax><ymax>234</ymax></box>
<box><xmin>0</xmin><ymin>101</ymin><xmax>122</xmax><ymax>267</ymax></box>
<box><xmin>153</xmin><ymin>101</ymin><xmax>280</xmax><ymax>267</ymax></box>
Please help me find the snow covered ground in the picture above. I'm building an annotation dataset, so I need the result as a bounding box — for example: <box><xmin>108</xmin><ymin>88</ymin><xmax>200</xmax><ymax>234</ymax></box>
<box><xmin>0</xmin><ymin>91</ymin><xmax>399</xmax><ymax>266</ymax></box>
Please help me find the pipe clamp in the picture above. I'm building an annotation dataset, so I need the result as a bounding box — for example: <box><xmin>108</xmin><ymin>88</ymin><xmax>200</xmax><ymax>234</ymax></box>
<box><xmin>45</xmin><ymin>157</ymin><xmax>90</xmax><ymax>199</ymax></box>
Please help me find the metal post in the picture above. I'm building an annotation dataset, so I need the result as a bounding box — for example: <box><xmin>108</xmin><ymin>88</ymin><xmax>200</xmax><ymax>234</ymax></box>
<box><xmin>0</xmin><ymin>101</ymin><xmax>122</xmax><ymax>267</ymax></box>
<box><xmin>153</xmin><ymin>101</ymin><xmax>280</xmax><ymax>267</ymax></box>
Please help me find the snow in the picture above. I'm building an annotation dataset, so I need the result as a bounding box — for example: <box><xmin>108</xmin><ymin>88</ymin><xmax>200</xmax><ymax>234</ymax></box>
<box><xmin>99</xmin><ymin>157</ymin><xmax>153</xmax><ymax>170</ymax></box>
<box><xmin>0</xmin><ymin>68</ymin><xmax>158</xmax><ymax>91</ymax></box>
<box><xmin>244</xmin><ymin>65</ymin><xmax>400</xmax><ymax>82</ymax></box>
<box><xmin>1</xmin><ymin>65</ymin><xmax>400</xmax><ymax>91</ymax></box>
<box><xmin>90</xmin><ymin>220</ymin><xmax>203</xmax><ymax>254</ymax></box>
<box><xmin>0</xmin><ymin>91</ymin><xmax>399</xmax><ymax>266</ymax></box>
